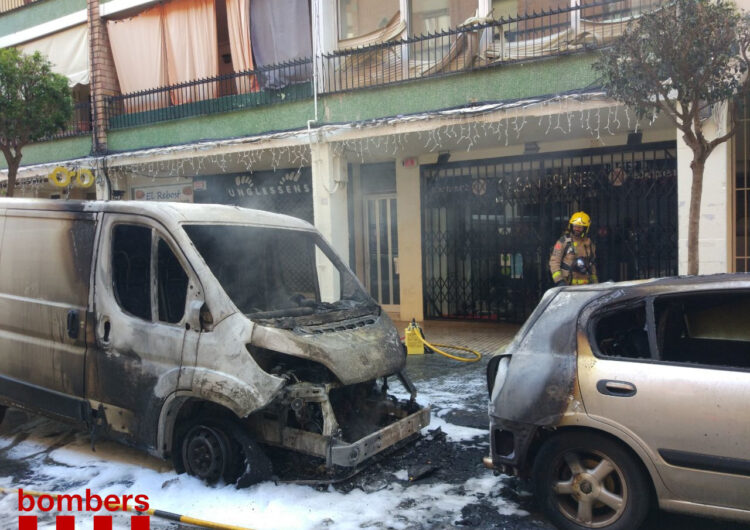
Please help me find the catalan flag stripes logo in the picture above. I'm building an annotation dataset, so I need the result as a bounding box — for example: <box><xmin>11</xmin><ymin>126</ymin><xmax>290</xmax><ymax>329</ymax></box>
<box><xmin>17</xmin><ymin>515</ymin><xmax>150</xmax><ymax>529</ymax></box>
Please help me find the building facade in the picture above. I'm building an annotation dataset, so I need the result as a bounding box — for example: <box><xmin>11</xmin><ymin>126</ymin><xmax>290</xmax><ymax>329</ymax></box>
<box><xmin>0</xmin><ymin>0</ymin><xmax>743</xmax><ymax>323</ymax></box>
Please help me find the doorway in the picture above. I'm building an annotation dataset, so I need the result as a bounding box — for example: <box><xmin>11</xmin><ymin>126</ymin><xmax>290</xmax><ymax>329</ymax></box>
<box><xmin>364</xmin><ymin>194</ymin><xmax>400</xmax><ymax>312</ymax></box>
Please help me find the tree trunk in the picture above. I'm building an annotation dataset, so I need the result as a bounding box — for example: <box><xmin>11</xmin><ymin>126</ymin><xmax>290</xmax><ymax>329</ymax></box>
<box><xmin>687</xmin><ymin>158</ymin><xmax>706</xmax><ymax>276</ymax></box>
<box><xmin>5</xmin><ymin>157</ymin><xmax>20</xmax><ymax>198</ymax></box>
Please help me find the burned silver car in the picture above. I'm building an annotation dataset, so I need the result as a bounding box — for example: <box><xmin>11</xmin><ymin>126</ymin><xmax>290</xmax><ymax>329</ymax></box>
<box><xmin>486</xmin><ymin>275</ymin><xmax>750</xmax><ymax>529</ymax></box>
<box><xmin>0</xmin><ymin>199</ymin><xmax>429</xmax><ymax>486</ymax></box>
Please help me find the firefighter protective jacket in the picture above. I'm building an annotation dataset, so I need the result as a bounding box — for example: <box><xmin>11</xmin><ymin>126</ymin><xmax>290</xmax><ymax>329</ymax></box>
<box><xmin>549</xmin><ymin>234</ymin><xmax>598</xmax><ymax>285</ymax></box>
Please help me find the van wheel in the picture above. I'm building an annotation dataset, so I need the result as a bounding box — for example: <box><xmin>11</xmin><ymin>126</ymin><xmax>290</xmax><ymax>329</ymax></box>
<box><xmin>0</xmin><ymin>405</ymin><xmax>6</xmax><ymax>425</ymax></box>
<box><xmin>532</xmin><ymin>432</ymin><xmax>650</xmax><ymax>530</ymax></box>
<box><xmin>176</xmin><ymin>418</ymin><xmax>271</xmax><ymax>487</ymax></box>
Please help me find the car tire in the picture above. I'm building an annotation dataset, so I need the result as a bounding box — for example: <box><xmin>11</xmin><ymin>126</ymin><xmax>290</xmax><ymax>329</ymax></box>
<box><xmin>532</xmin><ymin>432</ymin><xmax>650</xmax><ymax>530</ymax></box>
<box><xmin>176</xmin><ymin>418</ymin><xmax>272</xmax><ymax>487</ymax></box>
<box><xmin>0</xmin><ymin>405</ymin><xmax>6</xmax><ymax>425</ymax></box>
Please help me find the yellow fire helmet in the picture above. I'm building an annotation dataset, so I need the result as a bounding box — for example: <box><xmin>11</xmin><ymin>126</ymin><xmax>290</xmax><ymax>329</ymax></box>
<box><xmin>569</xmin><ymin>211</ymin><xmax>591</xmax><ymax>235</ymax></box>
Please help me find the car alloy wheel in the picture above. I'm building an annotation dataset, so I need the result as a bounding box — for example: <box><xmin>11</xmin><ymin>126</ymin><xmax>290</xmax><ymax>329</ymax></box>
<box><xmin>533</xmin><ymin>432</ymin><xmax>650</xmax><ymax>530</ymax></box>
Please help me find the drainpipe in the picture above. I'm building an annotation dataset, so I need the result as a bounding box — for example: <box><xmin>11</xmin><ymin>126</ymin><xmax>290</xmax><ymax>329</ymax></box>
<box><xmin>307</xmin><ymin>0</ymin><xmax>321</xmax><ymax>143</ymax></box>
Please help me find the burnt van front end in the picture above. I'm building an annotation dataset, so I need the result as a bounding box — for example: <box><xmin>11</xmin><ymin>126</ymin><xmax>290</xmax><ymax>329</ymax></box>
<box><xmin>0</xmin><ymin>200</ymin><xmax>428</xmax><ymax>487</ymax></box>
<box><xmin>179</xmin><ymin>217</ymin><xmax>430</xmax><ymax>480</ymax></box>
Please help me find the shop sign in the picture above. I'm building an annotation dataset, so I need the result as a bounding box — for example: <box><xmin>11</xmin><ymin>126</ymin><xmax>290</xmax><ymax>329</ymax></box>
<box><xmin>193</xmin><ymin>169</ymin><xmax>314</xmax><ymax>223</ymax></box>
<box><xmin>225</xmin><ymin>170</ymin><xmax>311</xmax><ymax>198</ymax></box>
<box><xmin>131</xmin><ymin>184</ymin><xmax>194</xmax><ymax>203</ymax></box>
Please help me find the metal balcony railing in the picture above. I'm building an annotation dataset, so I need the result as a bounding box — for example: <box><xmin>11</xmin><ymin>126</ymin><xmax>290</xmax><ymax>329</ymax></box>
<box><xmin>39</xmin><ymin>101</ymin><xmax>92</xmax><ymax>141</ymax></box>
<box><xmin>106</xmin><ymin>59</ymin><xmax>312</xmax><ymax>129</ymax></box>
<box><xmin>319</xmin><ymin>0</ymin><xmax>666</xmax><ymax>94</ymax></box>
<box><xmin>1</xmin><ymin>0</ymin><xmax>41</xmax><ymax>15</ymax></box>
<box><xmin>104</xmin><ymin>0</ymin><xmax>665</xmax><ymax>129</ymax></box>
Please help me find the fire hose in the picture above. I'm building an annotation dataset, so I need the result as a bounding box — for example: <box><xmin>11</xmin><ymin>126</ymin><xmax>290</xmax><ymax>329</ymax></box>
<box><xmin>403</xmin><ymin>320</ymin><xmax>482</xmax><ymax>362</ymax></box>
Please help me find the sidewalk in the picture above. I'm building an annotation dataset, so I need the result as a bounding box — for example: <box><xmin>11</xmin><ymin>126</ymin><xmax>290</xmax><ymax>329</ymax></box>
<box><xmin>393</xmin><ymin>319</ymin><xmax>520</xmax><ymax>358</ymax></box>
<box><xmin>392</xmin><ymin>319</ymin><xmax>521</xmax><ymax>431</ymax></box>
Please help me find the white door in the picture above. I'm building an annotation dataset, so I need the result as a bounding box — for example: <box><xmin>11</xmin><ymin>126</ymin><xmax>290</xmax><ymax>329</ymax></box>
<box><xmin>364</xmin><ymin>194</ymin><xmax>399</xmax><ymax>312</ymax></box>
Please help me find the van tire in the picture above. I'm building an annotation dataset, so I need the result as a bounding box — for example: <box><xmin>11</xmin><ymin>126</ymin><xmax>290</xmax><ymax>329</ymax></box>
<box><xmin>0</xmin><ymin>405</ymin><xmax>6</xmax><ymax>425</ymax></box>
<box><xmin>532</xmin><ymin>432</ymin><xmax>650</xmax><ymax>530</ymax></box>
<box><xmin>175</xmin><ymin>418</ymin><xmax>271</xmax><ymax>487</ymax></box>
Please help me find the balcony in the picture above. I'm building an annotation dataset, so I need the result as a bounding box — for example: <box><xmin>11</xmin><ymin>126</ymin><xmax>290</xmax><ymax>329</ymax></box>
<box><xmin>42</xmin><ymin>101</ymin><xmax>92</xmax><ymax>141</ymax></box>
<box><xmin>105</xmin><ymin>0</ymin><xmax>663</xmax><ymax>130</ymax></box>
<box><xmin>106</xmin><ymin>59</ymin><xmax>312</xmax><ymax>129</ymax></box>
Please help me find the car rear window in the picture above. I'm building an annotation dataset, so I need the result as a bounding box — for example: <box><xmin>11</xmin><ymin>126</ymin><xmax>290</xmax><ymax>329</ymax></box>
<box><xmin>655</xmin><ymin>291</ymin><xmax>750</xmax><ymax>369</ymax></box>
<box><xmin>591</xmin><ymin>290</ymin><xmax>750</xmax><ymax>370</ymax></box>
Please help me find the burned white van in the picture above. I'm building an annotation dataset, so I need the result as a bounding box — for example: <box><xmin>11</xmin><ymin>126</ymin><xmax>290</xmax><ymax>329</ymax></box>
<box><xmin>0</xmin><ymin>199</ymin><xmax>429</xmax><ymax>485</ymax></box>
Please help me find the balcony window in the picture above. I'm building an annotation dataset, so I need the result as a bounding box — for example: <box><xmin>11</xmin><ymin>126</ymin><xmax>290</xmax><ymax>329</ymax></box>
<box><xmin>338</xmin><ymin>0</ymin><xmax>399</xmax><ymax>40</ymax></box>
<box><xmin>16</xmin><ymin>25</ymin><xmax>92</xmax><ymax>137</ymax></box>
<box><xmin>106</xmin><ymin>0</ymin><xmax>314</xmax><ymax>127</ymax></box>
<box><xmin>410</xmin><ymin>0</ymin><xmax>476</xmax><ymax>35</ymax></box>
<box><xmin>491</xmin><ymin>0</ymin><xmax>515</xmax><ymax>19</ymax></box>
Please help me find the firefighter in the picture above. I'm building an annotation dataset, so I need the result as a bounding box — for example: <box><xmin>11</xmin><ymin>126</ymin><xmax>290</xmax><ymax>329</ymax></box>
<box><xmin>549</xmin><ymin>211</ymin><xmax>598</xmax><ymax>286</ymax></box>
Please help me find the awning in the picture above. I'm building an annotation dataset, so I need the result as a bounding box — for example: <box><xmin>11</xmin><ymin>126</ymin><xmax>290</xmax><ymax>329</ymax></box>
<box><xmin>18</xmin><ymin>24</ymin><xmax>89</xmax><ymax>86</ymax></box>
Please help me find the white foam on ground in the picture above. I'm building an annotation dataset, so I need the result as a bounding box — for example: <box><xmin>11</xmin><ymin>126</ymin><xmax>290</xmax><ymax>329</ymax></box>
<box><xmin>0</xmin><ymin>358</ymin><xmax>521</xmax><ymax>529</ymax></box>
<box><xmin>1</xmin><ymin>451</ymin><xmax>524</xmax><ymax>530</ymax></box>
<box><xmin>0</xmin><ymin>411</ymin><xmax>522</xmax><ymax>530</ymax></box>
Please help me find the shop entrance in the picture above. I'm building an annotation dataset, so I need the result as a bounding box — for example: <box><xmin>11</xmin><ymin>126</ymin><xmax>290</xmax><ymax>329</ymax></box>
<box><xmin>421</xmin><ymin>141</ymin><xmax>677</xmax><ymax>322</ymax></box>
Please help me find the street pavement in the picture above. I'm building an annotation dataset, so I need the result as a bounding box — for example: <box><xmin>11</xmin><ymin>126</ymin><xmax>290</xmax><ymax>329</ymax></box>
<box><xmin>0</xmin><ymin>320</ymin><xmax>747</xmax><ymax>529</ymax></box>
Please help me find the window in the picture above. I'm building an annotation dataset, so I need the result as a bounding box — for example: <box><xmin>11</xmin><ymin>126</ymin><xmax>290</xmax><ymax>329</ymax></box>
<box><xmin>112</xmin><ymin>225</ymin><xmax>190</xmax><ymax>323</ymax></box>
<box><xmin>491</xmin><ymin>0</ymin><xmax>516</xmax><ymax>20</ymax></box>
<box><xmin>594</xmin><ymin>303</ymin><xmax>651</xmax><ymax>359</ymax></box>
<box><xmin>184</xmin><ymin>225</ymin><xmax>372</xmax><ymax>318</ymax></box>
<box><xmin>339</xmin><ymin>0</ymin><xmax>399</xmax><ymax>40</ymax></box>
<box><xmin>157</xmin><ymin>239</ymin><xmax>189</xmax><ymax>323</ymax></box>
<box><xmin>655</xmin><ymin>292</ymin><xmax>750</xmax><ymax>369</ymax></box>
<box><xmin>410</xmin><ymin>0</ymin><xmax>475</xmax><ymax>35</ymax></box>
<box><xmin>112</xmin><ymin>225</ymin><xmax>152</xmax><ymax>320</ymax></box>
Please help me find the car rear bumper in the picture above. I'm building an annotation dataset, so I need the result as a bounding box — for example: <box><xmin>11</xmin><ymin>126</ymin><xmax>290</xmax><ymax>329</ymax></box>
<box><xmin>487</xmin><ymin>416</ymin><xmax>538</xmax><ymax>476</ymax></box>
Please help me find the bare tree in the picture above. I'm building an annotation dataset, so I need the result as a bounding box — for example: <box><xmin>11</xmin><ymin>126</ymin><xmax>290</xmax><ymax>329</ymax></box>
<box><xmin>0</xmin><ymin>48</ymin><xmax>73</xmax><ymax>197</ymax></box>
<box><xmin>594</xmin><ymin>0</ymin><xmax>750</xmax><ymax>275</ymax></box>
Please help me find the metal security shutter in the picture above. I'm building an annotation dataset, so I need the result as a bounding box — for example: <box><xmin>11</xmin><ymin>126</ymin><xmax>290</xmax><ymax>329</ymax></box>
<box><xmin>421</xmin><ymin>141</ymin><xmax>677</xmax><ymax>322</ymax></box>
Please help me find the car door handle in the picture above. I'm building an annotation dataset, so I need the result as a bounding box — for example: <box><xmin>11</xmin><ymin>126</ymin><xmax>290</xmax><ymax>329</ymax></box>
<box><xmin>99</xmin><ymin>316</ymin><xmax>111</xmax><ymax>347</ymax></box>
<box><xmin>597</xmin><ymin>380</ymin><xmax>637</xmax><ymax>397</ymax></box>
<box><xmin>67</xmin><ymin>310</ymin><xmax>79</xmax><ymax>339</ymax></box>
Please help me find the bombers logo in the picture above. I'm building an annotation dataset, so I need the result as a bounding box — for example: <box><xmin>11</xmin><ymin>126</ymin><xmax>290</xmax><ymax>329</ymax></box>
<box><xmin>16</xmin><ymin>489</ymin><xmax>150</xmax><ymax>529</ymax></box>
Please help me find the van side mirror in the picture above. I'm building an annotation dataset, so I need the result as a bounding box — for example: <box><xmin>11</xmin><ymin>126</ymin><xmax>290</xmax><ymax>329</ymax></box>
<box><xmin>199</xmin><ymin>303</ymin><xmax>214</xmax><ymax>332</ymax></box>
<box><xmin>186</xmin><ymin>300</ymin><xmax>213</xmax><ymax>332</ymax></box>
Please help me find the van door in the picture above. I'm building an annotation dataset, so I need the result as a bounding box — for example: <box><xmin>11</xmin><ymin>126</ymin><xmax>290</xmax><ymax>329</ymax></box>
<box><xmin>87</xmin><ymin>214</ymin><xmax>201</xmax><ymax>447</ymax></box>
<box><xmin>579</xmin><ymin>294</ymin><xmax>750</xmax><ymax>510</ymax></box>
<box><xmin>0</xmin><ymin>210</ymin><xmax>95</xmax><ymax>422</ymax></box>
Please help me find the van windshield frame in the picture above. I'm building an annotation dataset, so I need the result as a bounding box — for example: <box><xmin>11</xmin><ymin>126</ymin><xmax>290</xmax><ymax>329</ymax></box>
<box><xmin>183</xmin><ymin>224</ymin><xmax>376</xmax><ymax>322</ymax></box>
